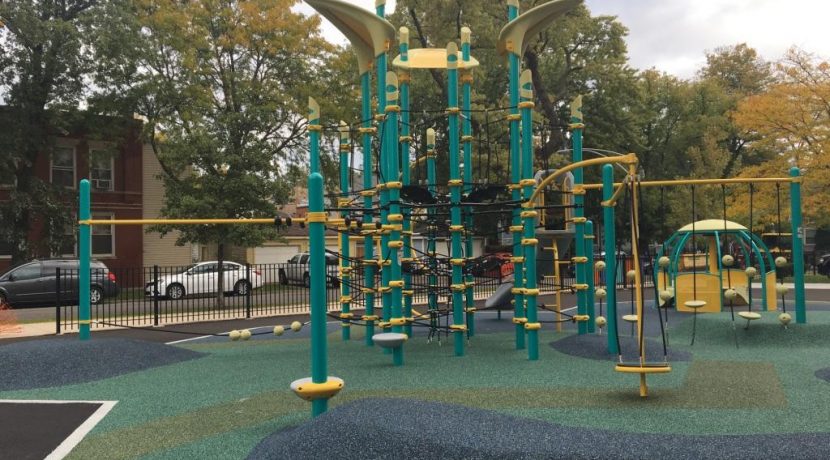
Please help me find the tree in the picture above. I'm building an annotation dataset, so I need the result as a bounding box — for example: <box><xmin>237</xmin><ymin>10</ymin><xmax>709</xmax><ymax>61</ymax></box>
<box><xmin>732</xmin><ymin>48</ymin><xmax>830</xmax><ymax>228</ymax></box>
<box><xmin>129</xmin><ymin>0</ymin><xmax>332</xmax><ymax>286</ymax></box>
<box><xmin>0</xmin><ymin>0</ymin><xmax>125</xmax><ymax>265</ymax></box>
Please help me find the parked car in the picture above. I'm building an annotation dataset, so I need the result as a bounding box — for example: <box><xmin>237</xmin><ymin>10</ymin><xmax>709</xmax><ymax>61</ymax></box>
<box><xmin>819</xmin><ymin>253</ymin><xmax>830</xmax><ymax>278</ymax></box>
<box><xmin>469</xmin><ymin>252</ymin><xmax>514</xmax><ymax>278</ymax></box>
<box><xmin>145</xmin><ymin>261</ymin><xmax>263</xmax><ymax>300</ymax></box>
<box><xmin>0</xmin><ymin>258</ymin><xmax>119</xmax><ymax>307</ymax></box>
<box><xmin>278</xmin><ymin>253</ymin><xmax>340</xmax><ymax>288</ymax></box>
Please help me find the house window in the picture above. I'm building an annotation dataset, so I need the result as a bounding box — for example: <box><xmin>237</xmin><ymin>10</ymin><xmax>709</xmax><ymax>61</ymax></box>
<box><xmin>51</xmin><ymin>146</ymin><xmax>76</xmax><ymax>189</ymax></box>
<box><xmin>0</xmin><ymin>144</ymin><xmax>15</xmax><ymax>189</ymax></box>
<box><xmin>90</xmin><ymin>150</ymin><xmax>114</xmax><ymax>191</ymax></box>
<box><xmin>91</xmin><ymin>213</ymin><xmax>114</xmax><ymax>256</ymax></box>
<box><xmin>60</xmin><ymin>218</ymin><xmax>77</xmax><ymax>257</ymax></box>
<box><xmin>0</xmin><ymin>238</ymin><xmax>12</xmax><ymax>259</ymax></box>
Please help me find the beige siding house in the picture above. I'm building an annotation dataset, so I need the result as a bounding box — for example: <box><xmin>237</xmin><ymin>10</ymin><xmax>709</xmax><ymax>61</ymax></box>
<box><xmin>142</xmin><ymin>143</ymin><xmax>195</xmax><ymax>267</ymax></box>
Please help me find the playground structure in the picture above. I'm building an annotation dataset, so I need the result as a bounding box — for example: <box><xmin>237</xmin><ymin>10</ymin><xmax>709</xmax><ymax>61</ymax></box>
<box><xmin>655</xmin><ymin>219</ymin><xmax>778</xmax><ymax>314</ymax></box>
<box><xmin>72</xmin><ymin>0</ymin><xmax>808</xmax><ymax>414</ymax></box>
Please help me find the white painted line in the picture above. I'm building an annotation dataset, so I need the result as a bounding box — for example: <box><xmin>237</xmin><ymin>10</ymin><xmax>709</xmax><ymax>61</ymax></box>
<box><xmin>165</xmin><ymin>334</ymin><xmax>214</xmax><ymax>345</ymax></box>
<box><xmin>46</xmin><ymin>400</ymin><xmax>117</xmax><ymax>460</ymax></box>
<box><xmin>0</xmin><ymin>400</ymin><xmax>118</xmax><ymax>460</ymax></box>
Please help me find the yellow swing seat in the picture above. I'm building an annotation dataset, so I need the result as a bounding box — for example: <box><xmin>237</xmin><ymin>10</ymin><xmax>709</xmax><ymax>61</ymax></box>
<box><xmin>738</xmin><ymin>311</ymin><xmax>761</xmax><ymax>321</ymax></box>
<box><xmin>615</xmin><ymin>362</ymin><xmax>672</xmax><ymax>374</ymax></box>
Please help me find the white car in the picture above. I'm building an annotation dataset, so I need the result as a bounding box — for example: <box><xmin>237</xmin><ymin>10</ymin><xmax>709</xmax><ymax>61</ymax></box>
<box><xmin>145</xmin><ymin>261</ymin><xmax>263</xmax><ymax>300</ymax></box>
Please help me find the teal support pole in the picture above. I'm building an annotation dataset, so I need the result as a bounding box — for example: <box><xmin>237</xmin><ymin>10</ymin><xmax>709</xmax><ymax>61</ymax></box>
<box><xmin>309</xmin><ymin>173</ymin><xmax>328</xmax><ymax>417</ymax></box>
<box><xmin>508</xmin><ymin>2</ymin><xmax>525</xmax><ymax>350</ymax></box>
<box><xmin>586</xmin><ymin>220</ymin><xmax>596</xmax><ymax>333</ymax></box>
<box><xmin>602</xmin><ymin>165</ymin><xmax>619</xmax><ymax>354</ymax></box>
<box><xmin>360</xmin><ymin>71</ymin><xmax>376</xmax><ymax>346</ymax></box>
<box><xmin>308</xmin><ymin>98</ymin><xmax>329</xmax><ymax>417</ymax></box>
<box><xmin>447</xmin><ymin>42</ymin><xmax>465</xmax><ymax>357</ymax></box>
<box><xmin>519</xmin><ymin>70</ymin><xmax>539</xmax><ymax>360</ymax></box>
<box><xmin>426</xmin><ymin>129</ymin><xmax>439</xmax><ymax>326</ymax></box>
<box><xmin>338</xmin><ymin>122</ymin><xmax>351</xmax><ymax>341</ymax></box>
<box><xmin>571</xmin><ymin>96</ymin><xmax>587</xmax><ymax>335</ymax></box>
<box><xmin>461</xmin><ymin>27</ymin><xmax>476</xmax><ymax>338</ymax></box>
<box><xmin>386</xmin><ymin>72</ymin><xmax>404</xmax><ymax>366</ymax></box>
<box><xmin>377</xmin><ymin>38</ymin><xmax>391</xmax><ymax>338</ymax></box>
<box><xmin>399</xmin><ymin>28</ymin><xmax>414</xmax><ymax>338</ymax></box>
<box><xmin>79</xmin><ymin>179</ymin><xmax>91</xmax><ymax>341</ymax></box>
<box><xmin>790</xmin><ymin>167</ymin><xmax>806</xmax><ymax>323</ymax></box>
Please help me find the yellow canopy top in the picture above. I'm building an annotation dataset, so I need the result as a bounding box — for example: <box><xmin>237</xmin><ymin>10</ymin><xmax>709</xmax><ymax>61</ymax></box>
<box><xmin>497</xmin><ymin>0</ymin><xmax>582</xmax><ymax>57</ymax></box>
<box><xmin>678</xmin><ymin>220</ymin><xmax>748</xmax><ymax>233</ymax></box>
<box><xmin>393</xmin><ymin>48</ymin><xmax>480</xmax><ymax>70</ymax></box>
<box><xmin>306</xmin><ymin>0</ymin><xmax>396</xmax><ymax>75</ymax></box>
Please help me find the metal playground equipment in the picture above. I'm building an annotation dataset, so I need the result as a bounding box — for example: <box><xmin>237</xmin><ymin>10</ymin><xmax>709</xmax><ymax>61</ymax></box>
<box><xmin>74</xmin><ymin>0</ymin><xmax>806</xmax><ymax>413</ymax></box>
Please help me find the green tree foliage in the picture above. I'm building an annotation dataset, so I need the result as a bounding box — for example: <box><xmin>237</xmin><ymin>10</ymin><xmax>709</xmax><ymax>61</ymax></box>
<box><xmin>128</xmin><ymin>0</ymin><xmax>332</xmax><ymax>259</ymax></box>
<box><xmin>0</xmin><ymin>0</ymin><xmax>126</xmax><ymax>264</ymax></box>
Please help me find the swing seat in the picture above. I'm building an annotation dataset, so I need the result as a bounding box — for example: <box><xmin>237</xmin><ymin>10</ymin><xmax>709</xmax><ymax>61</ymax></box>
<box><xmin>615</xmin><ymin>362</ymin><xmax>672</xmax><ymax>374</ymax></box>
<box><xmin>622</xmin><ymin>314</ymin><xmax>638</xmax><ymax>323</ymax></box>
<box><xmin>738</xmin><ymin>311</ymin><xmax>761</xmax><ymax>321</ymax></box>
<box><xmin>684</xmin><ymin>300</ymin><xmax>707</xmax><ymax>309</ymax></box>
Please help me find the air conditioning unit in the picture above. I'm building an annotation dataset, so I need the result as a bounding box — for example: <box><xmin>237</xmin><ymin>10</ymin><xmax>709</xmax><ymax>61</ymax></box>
<box><xmin>92</xmin><ymin>179</ymin><xmax>112</xmax><ymax>190</ymax></box>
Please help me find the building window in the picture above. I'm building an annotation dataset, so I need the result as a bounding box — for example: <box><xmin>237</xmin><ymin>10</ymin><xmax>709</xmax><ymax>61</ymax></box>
<box><xmin>92</xmin><ymin>213</ymin><xmax>114</xmax><ymax>257</ymax></box>
<box><xmin>60</xmin><ymin>218</ymin><xmax>77</xmax><ymax>257</ymax></box>
<box><xmin>90</xmin><ymin>150</ymin><xmax>114</xmax><ymax>191</ymax></box>
<box><xmin>0</xmin><ymin>144</ymin><xmax>15</xmax><ymax>189</ymax></box>
<box><xmin>0</xmin><ymin>238</ymin><xmax>12</xmax><ymax>259</ymax></box>
<box><xmin>51</xmin><ymin>146</ymin><xmax>76</xmax><ymax>189</ymax></box>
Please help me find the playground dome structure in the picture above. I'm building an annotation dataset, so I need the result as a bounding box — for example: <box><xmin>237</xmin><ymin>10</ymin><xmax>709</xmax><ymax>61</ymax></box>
<box><xmin>655</xmin><ymin>219</ymin><xmax>778</xmax><ymax>314</ymax></box>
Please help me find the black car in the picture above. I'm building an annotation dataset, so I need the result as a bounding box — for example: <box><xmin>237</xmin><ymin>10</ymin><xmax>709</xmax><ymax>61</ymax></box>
<box><xmin>819</xmin><ymin>253</ymin><xmax>830</xmax><ymax>278</ymax></box>
<box><xmin>0</xmin><ymin>259</ymin><xmax>119</xmax><ymax>307</ymax></box>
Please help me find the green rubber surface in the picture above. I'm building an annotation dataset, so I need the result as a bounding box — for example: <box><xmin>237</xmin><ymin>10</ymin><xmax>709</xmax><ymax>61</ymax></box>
<box><xmin>1</xmin><ymin>310</ymin><xmax>828</xmax><ymax>459</ymax></box>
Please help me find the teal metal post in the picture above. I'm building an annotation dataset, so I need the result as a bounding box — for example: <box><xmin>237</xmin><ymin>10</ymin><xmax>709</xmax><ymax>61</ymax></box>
<box><xmin>399</xmin><ymin>28</ymin><xmax>414</xmax><ymax>338</ymax></box>
<box><xmin>338</xmin><ymin>122</ymin><xmax>351</xmax><ymax>340</ymax></box>
<box><xmin>461</xmin><ymin>27</ymin><xmax>476</xmax><ymax>337</ymax></box>
<box><xmin>520</xmin><ymin>70</ymin><xmax>539</xmax><ymax>360</ymax></box>
<box><xmin>447</xmin><ymin>42</ymin><xmax>465</xmax><ymax>357</ymax></box>
<box><xmin>376</xmin><ymin>34</ymin><xmax>391</xmax><ymax>333</ymax></box>
<box><xmin>602</xmin><ymin>165</ymin><xmax>619</xmax><ymax>353</ymax></box>
<box><xmin>571</xmin><ymin>96</ymin><xmax>587</xmax><ymax>335</ymax></box>
<box><xmin>360</xmin><ymin>71</ymin><xmax>377</xmax><ymax>346</ymax></box>
<box><xmin>508</xmin><ymin>1</ymin><xmax>525</xmax><ymax>350</ymax></box>
<box><xmin>79</xmin><ymin>179</ymin><xmax>91</xmax><ymax>340</ymax></box>
<box><xmin>426</xmin><ymin>129</ymin><xmax>439</xmax><ymax>326</ymax></box>
<box><xmin>386</xmin><ymin>72</ymin><xmax>405</xmax><ymax>366</ymax></box>
<box><xmin>586</xmin><ymin>220</ymin><xmax>596</xmax><ymax>333</ymax></box>
<box><xmin>790</xmin><ymin>167</ymin><xmax>806</xmax><ymax>323</ymax></box>
<box><xmin>307</xmin><ymin>98</ymin><xmax>328</xmax><ymax>417</ymax></box>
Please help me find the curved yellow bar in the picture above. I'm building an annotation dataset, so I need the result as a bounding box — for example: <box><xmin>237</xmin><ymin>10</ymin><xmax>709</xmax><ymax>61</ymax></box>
<box><xmin>526</xmin><ymin>154</ymin><xmax>638</xmax><ymax>204</ymax></box>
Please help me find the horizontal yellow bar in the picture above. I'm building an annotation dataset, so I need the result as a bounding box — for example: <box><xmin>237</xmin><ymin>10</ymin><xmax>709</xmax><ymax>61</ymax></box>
<box><xmin>583</xmin><ymin>177</ymin><xmax>794</xmax><ymax>191</ymax></box>
<box><xmin>79</xmin><ymin>218</ymin><xmax>315</xmax><ymax>226</ymax></box>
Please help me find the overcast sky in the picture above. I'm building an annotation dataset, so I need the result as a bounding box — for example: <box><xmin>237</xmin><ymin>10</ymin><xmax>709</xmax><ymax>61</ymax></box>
<box><xmin>298</xmin><ymin>0</ymin><xmax>830</xmax><ymax>78</ymax></box>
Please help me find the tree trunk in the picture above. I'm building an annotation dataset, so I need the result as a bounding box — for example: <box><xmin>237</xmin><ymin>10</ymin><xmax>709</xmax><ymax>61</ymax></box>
<box><xmin>216</xmin><ymin>242</ymin><xmax>225</xmax><ymax>308</ymax></box>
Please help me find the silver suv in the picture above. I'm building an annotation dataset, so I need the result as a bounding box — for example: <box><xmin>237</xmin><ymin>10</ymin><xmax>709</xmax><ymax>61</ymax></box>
<box><xmin>278</xmin><ymin>253</ymin><xmax>340</xmax><ymax>288</ymax></box>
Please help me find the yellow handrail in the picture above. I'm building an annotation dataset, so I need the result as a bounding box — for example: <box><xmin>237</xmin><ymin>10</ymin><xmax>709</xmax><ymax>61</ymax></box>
<box><xmin>582</xmin><ymin>176</ymin><xmax>795</xmax><ymax>191</ymax></box>
<box><xmin>525</xmin><ymin>153</ymin><xmax>638</xmax><ymax>204</ymax></box>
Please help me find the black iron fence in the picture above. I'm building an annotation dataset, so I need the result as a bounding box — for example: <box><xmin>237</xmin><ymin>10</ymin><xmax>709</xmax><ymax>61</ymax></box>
<box><xmin>47</xmin><ymin>257</ymin><xmax>658</xmax><ymax>333</ymax></box>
